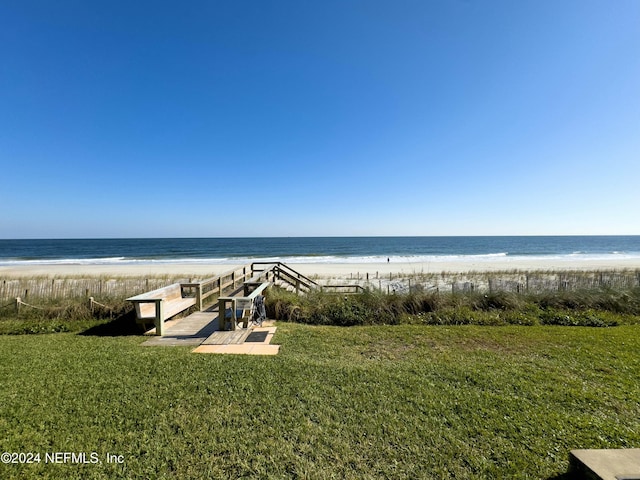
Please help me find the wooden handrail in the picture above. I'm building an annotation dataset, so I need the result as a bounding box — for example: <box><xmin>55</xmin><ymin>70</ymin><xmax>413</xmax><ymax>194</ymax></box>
<box><xmin>129</xmin><ymin>262</ymin><xmax>317</xmax><ymax>315</ymax></box>
<box><xmin>188</xmin><ymin>265</ymin><xmax>254</xmax><ymax>311</ymax></box>
<box><xmin>321</xmin><ymin>284</ymin><xmax>365</xmax><ymax>294</ymax></box>
<box><xmin>273</xmin><ymin>266</ymin><xmax>313</xmax><ymax>293</ymax></box>
<box><xmin>251</xmin><ymin>262</ymin><xmax>318</xmax><ymax>290</ymax></box>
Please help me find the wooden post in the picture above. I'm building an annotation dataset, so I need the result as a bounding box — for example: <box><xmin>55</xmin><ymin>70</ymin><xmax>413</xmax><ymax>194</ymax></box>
<box><xmin>155</xmin><ymin>299</ymin><xmax>164</xmax><ymax>336</ymax></box>
<box><xmin>196</xmin><ymin>283</ymin><xmax>203</xmax><ymax>312</ymax></box>
<box><xmin>230</xmin><ymin>299</ymin><xmax>237</xmax><ymax>331</ymax></box>
<box><xmin>89</xmin><ymin>297</ymin><xmax>94</xmax><ymax>314</ymax></box>
<box><xmin>218</xmin><ymin>298</ymin><xmax>226</xmax><ymax>330</ymax></box>
<box><xmin>16</xmin><ymin>297</ymin><xmax>21</xmax><ymax>314</ymax></box>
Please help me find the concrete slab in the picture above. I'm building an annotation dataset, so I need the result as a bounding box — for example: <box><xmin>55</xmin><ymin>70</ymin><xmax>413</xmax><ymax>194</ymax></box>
<box><xmin>246</xmin><ymin>344</ymin><xmax>280</xmax><ymax>355</ymax></box>
<box><xmin>570</xmin><ymin>449</ymin><xmax>640</xmax><ymax>480</ymax></box>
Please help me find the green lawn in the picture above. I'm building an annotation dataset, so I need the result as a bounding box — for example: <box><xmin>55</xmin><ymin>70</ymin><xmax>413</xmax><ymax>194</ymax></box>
<box><xmin>0</xmin><ymin>324</ymin><xmax>638</xmax><ymax>479</ymax></box>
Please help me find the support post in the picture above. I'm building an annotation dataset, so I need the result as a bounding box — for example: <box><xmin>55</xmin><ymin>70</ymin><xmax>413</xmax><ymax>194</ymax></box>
<box><xmin>16</xmin><ymin>297</ymin><xmax>21</xmax><ymax>314</ymax></box>
<box><xmin>196</xmin><ymin>283</ymin><xmax>203</xmax><ymax>311</ymax></box>
<box><xmin>230</xmin><ymin>299</ymin><xmax>237</xmax><ymax>331</ymax></box>
<box><xmin>155</xmin><ymin>299</ymin><xmax>164</xmax><ymax>336</ymax></box>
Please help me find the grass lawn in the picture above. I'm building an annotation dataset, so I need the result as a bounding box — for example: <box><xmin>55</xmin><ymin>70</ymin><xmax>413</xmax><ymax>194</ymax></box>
<box><xmin>0</xmin><ymin>323</ymin><xmax>638</xmax><ymax>479</ymax></box>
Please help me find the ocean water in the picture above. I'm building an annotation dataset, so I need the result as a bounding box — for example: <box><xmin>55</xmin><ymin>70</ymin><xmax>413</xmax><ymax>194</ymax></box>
<box><xmin>0</xmin><ymin>236</ymin><xmax>639</xmax><ymax>266</ymax></box>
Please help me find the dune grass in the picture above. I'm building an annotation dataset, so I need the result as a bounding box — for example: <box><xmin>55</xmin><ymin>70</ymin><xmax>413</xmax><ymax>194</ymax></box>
<box><xmin>265</xmin><ymin>287</ymin><xmax>640</xmax><ymax>329</ymax></box>
<box><xmin>0</xmin><ymin>323</ymin><xmax>638</xmax><ymax>479</ymax></box>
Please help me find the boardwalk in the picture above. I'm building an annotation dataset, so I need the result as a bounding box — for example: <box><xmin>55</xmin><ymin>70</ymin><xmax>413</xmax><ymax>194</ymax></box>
<box><xmin>141</xmin><ymin>307</ymin><xmax>279</xmax><ymax>354</ymax></box>
<box><xmin>133</xmin><ymin>262</ymin><xmax>313</xmax><ymax>353</ymax></box>
<box><xmin>141</xmin><ymin>309</ymin><xmax>220</xmax><ymax>346</ymax></box>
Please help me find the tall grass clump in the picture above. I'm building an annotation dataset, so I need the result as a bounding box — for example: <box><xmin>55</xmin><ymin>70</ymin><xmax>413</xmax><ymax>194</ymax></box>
<box><xmin>265</xmin><ymin>286</ymin><xmax>640</xmax><ymax>327</ymax></box>
<box><xmin>265</xmin><ymin>288</ymin><xmax>398</xmax><ymax>326</ymax></box>
<box><xmin>0</xmin><ymin>295</ymin><xmax>134</xmax><ymax>335</ymax></box>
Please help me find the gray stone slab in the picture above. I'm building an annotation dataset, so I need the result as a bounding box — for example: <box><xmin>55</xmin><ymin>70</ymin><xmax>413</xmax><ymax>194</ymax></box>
<box><xmin>570</xmin><ymin>449</ymin><xmax>640</xmax><ymax>480</ymax></box>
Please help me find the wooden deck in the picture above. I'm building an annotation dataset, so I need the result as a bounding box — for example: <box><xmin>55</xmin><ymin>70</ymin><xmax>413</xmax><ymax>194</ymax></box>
<box><xmin>202</xmin><ymin>329</ymin><xmax>252</xmax><ymax>345</ymax></box>
<box><xmin>140</xmin><ymin>307</ymin><xmax>277</xmax><ymax>353</ymax></box>
<box><xmin>137</xmin><ymin>269</ymin><xmax>286</xmax><ymax>353</ymax></box>
<box><xmin>141</xmin><ymin>309</ymin><xmax>220</xmax><ymax>346</ymax></box>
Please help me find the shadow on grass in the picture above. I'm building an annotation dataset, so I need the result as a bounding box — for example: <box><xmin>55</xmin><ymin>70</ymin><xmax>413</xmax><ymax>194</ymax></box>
<box><xmin>546</xmin><ymin>471</ymin><xmax>576</xmax><ymax>480</ymax></box>
<box><xmin>80</xmin><ymin>311</ymin><xmax>144</xmax><ymax>337</ymax></box>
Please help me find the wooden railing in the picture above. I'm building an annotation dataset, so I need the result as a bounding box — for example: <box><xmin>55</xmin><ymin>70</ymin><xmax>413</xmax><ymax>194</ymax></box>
<box><xmin>320</xmin><ymin>284</ymin><xmax>365</xmax><ymax>294</ymax></box>
<box><xmin>182</xmin><ymin>265</ymin><xmax>254</xmax><ymax>311</ymax></box>
<box><xmin>180</xmin><ymin>263</ymin><xmax>319</xmax><ymax>312</ymax></box>
<box><xmin>251</xmin><ymin>262</ymin><xmax>318</xmax><ymax>294</ymax></box>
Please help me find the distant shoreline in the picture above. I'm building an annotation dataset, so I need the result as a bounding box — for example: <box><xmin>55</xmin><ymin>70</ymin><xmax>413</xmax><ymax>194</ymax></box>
<box><xmin>2</xmin><ymin>257</ymin><xmax>640</xmax><ymax>278</ymax></box>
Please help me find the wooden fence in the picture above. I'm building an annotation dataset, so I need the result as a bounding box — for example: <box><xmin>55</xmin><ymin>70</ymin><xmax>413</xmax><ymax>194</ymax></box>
<box><xmin>2</xmin><ymin>269</ymin><xmax>639</xmax><ymax>302</ymax></box>
<box><xmin>445</xmin><ymin>270</ymin><xmax>640</xmax><ymax>294</ymax></box>
<box><xmin>0</xmin><ymin>276</ymin><xmax>192</xmax><ymax>301</ymax></box>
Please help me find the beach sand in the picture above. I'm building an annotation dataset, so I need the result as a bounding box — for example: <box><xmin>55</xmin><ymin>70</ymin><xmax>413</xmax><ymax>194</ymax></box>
<box><xmin>2</xmin><ymin>257</ymin><xmax>640</xmax><ymax>279</ymax></box>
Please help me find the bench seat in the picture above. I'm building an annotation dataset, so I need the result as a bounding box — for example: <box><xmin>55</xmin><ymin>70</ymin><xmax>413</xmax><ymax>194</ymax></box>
<box><xmin>127</xmin><ymin>283</ymin><xmax>196</xmax><ymax>335</ymax></box>
<box><xmin>136</xmin><ymin>297</ymin><xmax>196</xmax><ymax>320</ymax></box>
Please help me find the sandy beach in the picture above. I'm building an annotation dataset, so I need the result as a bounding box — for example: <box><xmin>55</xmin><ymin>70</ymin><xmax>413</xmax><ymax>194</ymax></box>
<box><xmin>2</xmin><ymin>257</ymin><xmax>640</xmax><ymax>279</ymax></box>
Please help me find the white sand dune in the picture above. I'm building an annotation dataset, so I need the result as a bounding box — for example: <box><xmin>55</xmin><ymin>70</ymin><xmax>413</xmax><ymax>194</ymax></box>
<box><xmin>2</xmin><ymin>257</ymin><xmax>640</xmax><ymax>279</ymax></box>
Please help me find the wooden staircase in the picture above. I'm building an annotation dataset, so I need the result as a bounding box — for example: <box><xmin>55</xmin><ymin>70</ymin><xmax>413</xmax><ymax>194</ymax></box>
<box><xmin>250</xmin><ymin>262</ymin><xmax>318</xmax><ymax>294</ymax></box>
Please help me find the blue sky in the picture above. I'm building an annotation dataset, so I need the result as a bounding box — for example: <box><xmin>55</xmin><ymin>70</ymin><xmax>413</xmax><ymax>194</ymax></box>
<box><xmin>1</xmin><ymin>0</ymin><xmax>639</xmax><ymax>238</ymax></box>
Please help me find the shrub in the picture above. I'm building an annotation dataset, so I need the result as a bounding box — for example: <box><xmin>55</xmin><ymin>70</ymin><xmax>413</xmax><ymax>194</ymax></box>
<box><xmin>264</xmin><ymin>286</ymin><xmax>637</xmax><ymax>328</ymax></box>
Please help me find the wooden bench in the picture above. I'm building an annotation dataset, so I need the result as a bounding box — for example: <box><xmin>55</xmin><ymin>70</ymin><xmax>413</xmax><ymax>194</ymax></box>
<box><xmin>219</xmin><ymin>281</ymin><xmax>270</xmax><ymax>331</ymax></box>
<box><xmin>127</xmin><ymin>283</ymin><xmax>196</xmax><ymax>336</ymax></box>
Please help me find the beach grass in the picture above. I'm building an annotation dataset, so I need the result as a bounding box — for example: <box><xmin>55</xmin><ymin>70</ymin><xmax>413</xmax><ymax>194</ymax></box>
<box><xmin>1</xmin><ymin>323</ymin><xmax>639</xmax><ymax>479</ymax></box>
<box><xmin>2</xmin><ymin>280</ymin><xmax>639</xmax><ymax>334</ymax></box>
<box><xmin>0</xmin><ymin>295</ymin><xmax>133</xmax><ymax>335</ymax></box>
<box><xmin>266</xmin><ymin>286</ymin><xmax>640</xmax><ymax>327</ymax></box>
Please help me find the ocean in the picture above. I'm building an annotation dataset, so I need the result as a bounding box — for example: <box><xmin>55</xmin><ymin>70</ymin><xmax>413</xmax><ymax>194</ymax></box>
<box><xmin>1</xmin><ymin>236</ymin><xmax>639</xmax><ymax>266</ymax></box>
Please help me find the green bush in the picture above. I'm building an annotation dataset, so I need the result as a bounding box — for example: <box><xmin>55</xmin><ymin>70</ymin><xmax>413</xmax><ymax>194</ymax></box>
<box><xmin>265</xmin><ymin>286</ymin><xmax>639</xmax><ymax>328</ymax></box>
<box><xmin>539</xmin><ymin>308</ymin><xmax>619</xmax><ymax>327</ymax></box>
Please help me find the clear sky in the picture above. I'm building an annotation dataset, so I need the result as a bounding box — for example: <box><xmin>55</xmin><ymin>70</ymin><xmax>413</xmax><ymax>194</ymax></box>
<box><xmin>1</xmin><ymin>0</ymin><xmax>639</xmax><ymax>238</ymax></box>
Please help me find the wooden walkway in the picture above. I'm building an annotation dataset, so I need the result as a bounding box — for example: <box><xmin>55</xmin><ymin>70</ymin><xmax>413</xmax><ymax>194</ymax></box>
<box><xmin>140</xmin><ymin>308</ymin><xmax>279</xmax><ymax>355</ymax></box>
<box><xmin>138</xmin><ymin>272</ymin><xmax>284</xmax><ymax>354</ymax></box>
<box><xmin>141</xmin><ymin>309</ymin><xmax>221</xmax><ymax>346</ymax></box>
<box><xmin>202</xmin><ymin>329</ymin><xmax>251</xmax><ymax>345</ymax></box>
